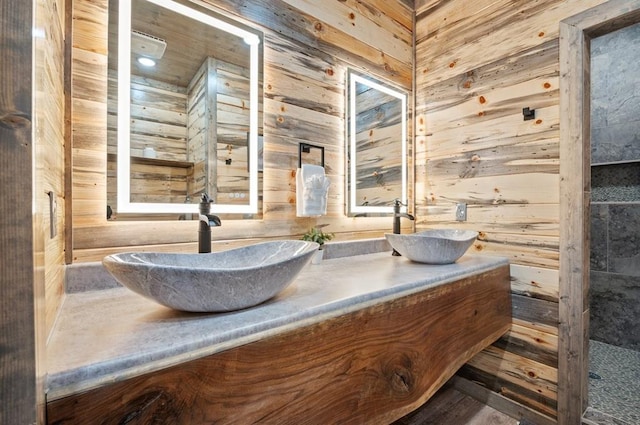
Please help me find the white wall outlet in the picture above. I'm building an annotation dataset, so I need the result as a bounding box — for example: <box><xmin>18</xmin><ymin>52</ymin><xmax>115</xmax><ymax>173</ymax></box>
<box><xmin>456</xmin><ymin>203</ymin><xmax>467</xmax><ymax>221</ymax></box>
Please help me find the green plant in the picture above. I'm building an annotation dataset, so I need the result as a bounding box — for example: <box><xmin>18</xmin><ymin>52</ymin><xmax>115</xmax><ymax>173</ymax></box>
<box><xmin>301</xmin><ymin>227</ymin><xmax>334</xmax><ymax>249</ymax></box>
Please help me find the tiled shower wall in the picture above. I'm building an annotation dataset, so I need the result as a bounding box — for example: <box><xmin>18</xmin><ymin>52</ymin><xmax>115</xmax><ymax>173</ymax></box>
<box><xmin>589</xmin><ymin>22</ymin><xmax>640</xmax><ymax>351</ymax></box>
<box><xmin>590</xmin><ymin>203</ymin><xmax>640</xmax><ymax>350</ymax></box>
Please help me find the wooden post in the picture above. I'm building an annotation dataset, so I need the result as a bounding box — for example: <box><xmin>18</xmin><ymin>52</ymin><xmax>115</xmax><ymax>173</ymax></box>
<box><xmin>0</xmin><ymin>0</ymin><xmax>43</xmax><ymax>423</ymax></box>
<box><xmin>559</xmin><ymin>1</ymin><xmax>640</xmax><ymax>423</ymax></box>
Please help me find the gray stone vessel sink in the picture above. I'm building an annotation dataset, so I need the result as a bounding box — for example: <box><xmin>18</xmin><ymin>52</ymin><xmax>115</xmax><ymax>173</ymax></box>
<box><xmin>102</xmin><ymin>240</ymin><xmax>319</xmax><ymax>312</ymax></box>
<box><xmin>385</xmin><ymin>229</ymin><xmax>478</xmax><ymax>264</ymax></box>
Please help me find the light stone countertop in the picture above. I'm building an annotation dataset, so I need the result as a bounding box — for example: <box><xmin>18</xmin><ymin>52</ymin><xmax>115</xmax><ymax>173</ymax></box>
<box><xmin>46</xmin><ymin>251</ymin><xmax>509</xmax><ymax>401</ymax></box>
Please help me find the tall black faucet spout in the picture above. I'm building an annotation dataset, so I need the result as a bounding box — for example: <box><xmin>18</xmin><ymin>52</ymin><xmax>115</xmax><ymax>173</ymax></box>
<box><xmin>199</xmin><ymin>193</ymin><xmax>221</xmax><ymax>253</ymax></box>
<box><xmin>392</xmin><ymin>199</ymin><xmax>414</xmax><ymax>256</ymax></box>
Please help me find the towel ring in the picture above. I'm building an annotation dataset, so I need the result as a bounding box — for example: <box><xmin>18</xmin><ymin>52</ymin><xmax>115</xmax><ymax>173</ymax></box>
<box><xmin>298</xmin><ymin>142</ymin><xmax>325</xmax><ymax>168</ymax></box>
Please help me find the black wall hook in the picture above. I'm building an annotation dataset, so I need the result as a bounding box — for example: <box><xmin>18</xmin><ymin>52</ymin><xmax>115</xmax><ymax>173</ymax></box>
<box><xmin>523</xmin><ymin>107</ymin><xmax>536</xmax><ymax>121</ymax></box>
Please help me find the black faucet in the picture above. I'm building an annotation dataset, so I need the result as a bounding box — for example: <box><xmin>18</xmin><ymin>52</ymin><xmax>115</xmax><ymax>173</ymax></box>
<box><xmin>392</xmin><ymin>199</ymin><xmax>414</xmax><ymax>256</ymax></box>
<box><xmin>199</xmin><ymin>193</ymin><xmax>221</xmax><ymax>253</ymax></box>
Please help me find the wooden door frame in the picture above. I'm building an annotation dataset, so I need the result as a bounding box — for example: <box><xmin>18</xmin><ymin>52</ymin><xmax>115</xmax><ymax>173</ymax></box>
<box><xmin>558</xmin><ymin>1</ymin><xmax>640</xmax><ymax>423</ymax></box>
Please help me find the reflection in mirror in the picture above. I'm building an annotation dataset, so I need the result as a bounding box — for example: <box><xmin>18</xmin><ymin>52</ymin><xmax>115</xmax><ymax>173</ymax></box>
<box><xmin>347</xmin><ymin>70</ymin><xmax>407</xmax><ymax>215</ymax></box>
<box><xmin>107</xmin><ymin>0</ymin><xmax>262</xmax><ymax>219</ymax></box>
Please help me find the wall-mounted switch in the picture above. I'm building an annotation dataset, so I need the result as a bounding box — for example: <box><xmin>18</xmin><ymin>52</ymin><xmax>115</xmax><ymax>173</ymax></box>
<box><xmin>47</xmin><ymin>191</ymin><xmax>57</xmax><ymax>238</ymax></box>
<box><xmin>455</xmin><ymin>203</ymin><xmax>467</xmax><ymax>221</ymax></box>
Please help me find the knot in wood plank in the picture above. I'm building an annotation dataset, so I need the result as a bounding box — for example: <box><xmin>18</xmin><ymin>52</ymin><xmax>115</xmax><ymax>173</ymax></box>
<box><xmin>0</xmin><ymin>112</ymin><xmax>31</xmax><ymax>130</ymax></box>
<box><xmin>383</xmin><ymin>353</ymin><xmax>415</xmax><ymax>394</ymax></box>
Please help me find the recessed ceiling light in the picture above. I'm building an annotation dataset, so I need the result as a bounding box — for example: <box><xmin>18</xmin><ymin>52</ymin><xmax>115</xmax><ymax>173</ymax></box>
<box><xmin>137</xmin><ymin>57</ymin><xmax>156</xmax><ymax>67</ymax></box>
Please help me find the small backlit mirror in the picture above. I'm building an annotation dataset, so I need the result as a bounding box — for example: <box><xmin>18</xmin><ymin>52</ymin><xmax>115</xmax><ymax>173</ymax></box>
<box><xmin>347</xmin><ymin>70</ymin><xmax>408</xmax><ymax>215</ymax></box>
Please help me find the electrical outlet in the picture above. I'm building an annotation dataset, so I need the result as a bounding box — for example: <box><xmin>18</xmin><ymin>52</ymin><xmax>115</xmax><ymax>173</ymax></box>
<box><xmin>455</xmin><ymin>203</ymin><xmax>467</xmax><ymax>221</ymax></box>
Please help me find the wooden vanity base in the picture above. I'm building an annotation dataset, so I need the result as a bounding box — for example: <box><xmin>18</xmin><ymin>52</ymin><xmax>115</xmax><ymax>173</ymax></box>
<box><xmin>47</xmin><ymin>265</ymin><xmax>510</xmax><ymax>424</ymax></box>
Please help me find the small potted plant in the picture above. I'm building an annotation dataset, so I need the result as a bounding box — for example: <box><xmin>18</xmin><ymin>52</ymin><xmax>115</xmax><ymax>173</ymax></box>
<box><xmin>301</xmin><ymin>226</ymin><xmax>334</xmax><ymax>264</ymax></box>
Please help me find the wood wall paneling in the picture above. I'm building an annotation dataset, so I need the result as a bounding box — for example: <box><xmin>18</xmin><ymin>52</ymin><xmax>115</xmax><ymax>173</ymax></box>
<box><xmin>187</xmin><ymin>60</ymin><xmax>211</xmax><ymax>199</ymax></box>
<box><xmin>203</xmin><ymin>0</ymin><xmax>413</xmax><ymax>88</ymax></box>
<box><xmin>71</xmin><ymin>0</ymin><xmax>414</xmax><ymax>260</ymax></box>
<box><xmin>414</xmin><ymin>0</ymin><xmax>610</xmax><ymax>422</ymax></box>
<box><xmin>36</xmin><ymin>0</ymin><xmax>67</xmax><ymax>338</ymax></box>
<box><xmin>37</xmin><ymin>0</ymin><xmax>68</xmax><ymax>419</ymax></box>
<box><xmin>354</xmin><ymin>83</ymin><xmax>405</xmax><ymax>207</ymax></box>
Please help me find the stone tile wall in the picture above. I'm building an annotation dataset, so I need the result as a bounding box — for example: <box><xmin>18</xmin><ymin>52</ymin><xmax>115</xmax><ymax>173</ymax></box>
<box><xmin>589</xmin><ymin>204</ymin><xmax>640</xmax><ymax>350</ymax></box>
<box><xmin>589</xmin><ymin>23</ymin><xmax>640</xmax><ymax>352</ymax></box>
<box><xmin>591</xmin><ymin>22</ymin><xmax>640</xmax><ymax>165</ymax></box>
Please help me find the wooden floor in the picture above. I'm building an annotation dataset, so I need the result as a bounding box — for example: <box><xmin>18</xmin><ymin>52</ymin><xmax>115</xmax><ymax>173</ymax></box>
<box><xmin>393</xmin><ymin>383</ymin><xmax>519</xmax><ymax>425</ymax></box>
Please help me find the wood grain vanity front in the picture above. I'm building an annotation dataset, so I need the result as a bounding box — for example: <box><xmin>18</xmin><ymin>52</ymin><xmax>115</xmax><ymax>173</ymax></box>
<box><xmin>48</xmin><ymin>265</ymin><xmax>510</xmax><ymax>424</ymax></box>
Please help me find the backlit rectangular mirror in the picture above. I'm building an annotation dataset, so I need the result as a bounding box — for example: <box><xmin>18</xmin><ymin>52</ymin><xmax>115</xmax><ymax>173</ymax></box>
<box><xmin>109</xmin><ymin>0</ymin><xmax>262</xmax><ymax>216</ymax></box>
<box><xmin>347</xmin><ymin>70</ymin><xmax>407</xmax><ymax>215</ymax></box>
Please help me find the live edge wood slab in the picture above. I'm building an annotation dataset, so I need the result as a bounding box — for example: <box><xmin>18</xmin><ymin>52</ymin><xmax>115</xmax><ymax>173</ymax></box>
<box><xmin>47</xmin><ymin>258</ymin><xmax>510</xmax><ymax>424</ymax></box>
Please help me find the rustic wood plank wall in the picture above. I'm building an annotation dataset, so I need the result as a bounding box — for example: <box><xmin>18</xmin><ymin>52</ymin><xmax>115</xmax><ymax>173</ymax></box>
<box><xmin>70</xmin><ymin>0</ymin><xmax>413</xmax><ymax>262</ymax></box>
<box><xmin>414</xmin><ymin>0</ymin><xmax>607</xmax><ymax>423</ymax></box>
<box><xmin>186</xmin><ymin>57</ymin><xmax>253</xmax><ymax>204</ymax></box>
<box><xmin>187</xmin><ymin>58</ymin><xmax>211</xmax><ymax>199</ymax></box>
<box><xmin>127</xmin><ymin>76</ymin><xmax>188</xmax><ymax>160</ymax></box>
<box><xmin>354</xmin><ymin>85</ymin><xmax>404</xmax><ymax>207</ymax></box>
<box><xmin>36</xmin><ymin>0</ymin><xmax>67</xmax><ymax>338</ymax></box>
<box><xmin>107</xmin><ymin>72</ymin><xmax>190</xmax><ymax>208</ymax></box>
<box><xmin>215</xmin><ymin>60</ymin><xmax>251</xmax><ymax>202</ymax></box>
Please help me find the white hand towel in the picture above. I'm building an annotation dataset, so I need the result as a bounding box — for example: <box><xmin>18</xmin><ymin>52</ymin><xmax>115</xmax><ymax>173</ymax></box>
<box><xmin>296</xmin><ymin>164</ymin><xmax>330</xmax><ymax>217</ymax></box>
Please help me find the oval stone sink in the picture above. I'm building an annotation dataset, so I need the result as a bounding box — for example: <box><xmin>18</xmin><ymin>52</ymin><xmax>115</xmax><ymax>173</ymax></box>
<box><xmin>102</xmin><ymin>240</ymin><xmax>319</xmax><ymax>312</ymax></box>
<box><xmin>385</xmin><ymin>229</ymin><xmax>478</xmax><ymax>264</ymax></box>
